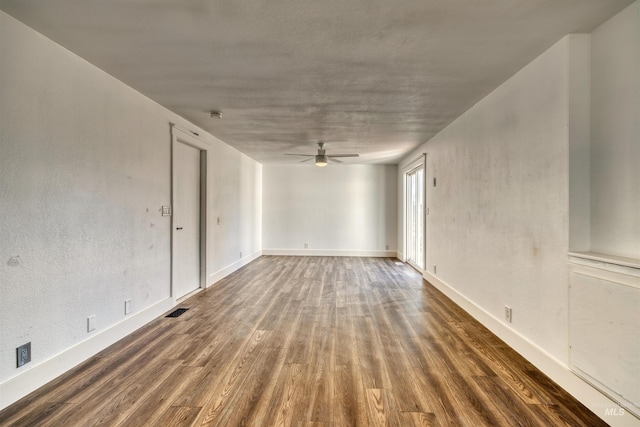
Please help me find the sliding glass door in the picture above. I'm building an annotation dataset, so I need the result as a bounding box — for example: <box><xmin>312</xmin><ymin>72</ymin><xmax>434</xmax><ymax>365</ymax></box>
<box><xmin>406</xmin><ymin>164</ymin><xmax>425</xmax><ymax>270</ymax></box>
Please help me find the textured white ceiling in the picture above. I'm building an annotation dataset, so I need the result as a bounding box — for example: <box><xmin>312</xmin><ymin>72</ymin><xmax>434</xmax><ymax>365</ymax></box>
<box><xmin>0</xmin><ymin>0</ymin><xmax>633</xmax><ymax>164</ymax></box>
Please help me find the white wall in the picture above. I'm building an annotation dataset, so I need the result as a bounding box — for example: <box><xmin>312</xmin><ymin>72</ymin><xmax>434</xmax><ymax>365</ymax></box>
<box><xmin>262</xmin><ymin>164</ymin><xmax>397</xmax><ymax>256</ymax></box>
<box><xmin>400</xmin><ymin>35</ymin><xmax>577</xmax><ymax>361</ymax></box>
<box><xmin>396</xmin><ymin>5</ymin><xmax>640</xmax><ymax>424</ymax></box>
<box><xmin>0</xmin><ymin>10</ymin><xmax>262</xmax><ymax>408</ymax></box>
<box><xmin>208</xmin><ymin>139</ymin><xmax>262</xmax><ymax>282</ymax></box>
<box><xmin>590</xmin><ymin>1</ymin><xmax>640</xmax><ymax>259</ymax></box>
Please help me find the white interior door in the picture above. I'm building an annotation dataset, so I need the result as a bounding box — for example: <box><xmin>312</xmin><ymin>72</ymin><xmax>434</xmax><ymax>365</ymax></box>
<box><xmin>173</xmin><ymin>140</ymin><xmax>201</xmax><ymax>299</ymax></box>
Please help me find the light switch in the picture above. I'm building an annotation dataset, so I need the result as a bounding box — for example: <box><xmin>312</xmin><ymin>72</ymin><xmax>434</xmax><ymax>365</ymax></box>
<box><xmin>87</xmin><ymin>315</ymin><xmax>96</xmax><ymax>332</ymax></box>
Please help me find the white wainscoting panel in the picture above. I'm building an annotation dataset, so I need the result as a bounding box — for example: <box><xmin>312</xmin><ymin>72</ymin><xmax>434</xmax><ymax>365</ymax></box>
<box><xmin>569</xmin><ymin>254</ymin><xmax>640</xmax><ymax>418</ymax></box>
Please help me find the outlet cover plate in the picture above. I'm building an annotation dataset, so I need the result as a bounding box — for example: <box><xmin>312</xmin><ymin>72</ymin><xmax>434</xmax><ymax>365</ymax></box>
<box><xmin>17</xmin><ymin>342</ymin><xmax>31</xmax><ymax>367</ymax></box>
<box><xmin>505</xmin><ymin>306</ymin><xmax>512</xmax><ymax>323</ymax></box>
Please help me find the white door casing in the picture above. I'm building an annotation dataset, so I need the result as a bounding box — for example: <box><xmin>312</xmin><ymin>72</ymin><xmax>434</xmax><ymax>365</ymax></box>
<box><xmin>404</xmin><ymin>154</ymin><xmax>426</xmax><ymax>271</ymax></box>
<box><xmin>171</xmin><ymin>125</ymin><xmax>208</xmax><ymax>301</ymax></box>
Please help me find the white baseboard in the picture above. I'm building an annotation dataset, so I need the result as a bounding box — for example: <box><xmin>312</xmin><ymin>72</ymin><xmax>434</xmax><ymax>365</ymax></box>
<box><xmin>423</xmin><ymin>271</ymin><xmax>640</xmax><ymax>427</ymax></box>
<box><xmin>396</xmin><ymin>251</ymin><xmax>404</xmax><ymax>261</ymax></box>
<box><xmin>208</xmin><ymin>250</ymin><xmax>262</xmax><ymax>285</ymax></box>
<box><xmin>0</xmin><ymin>297</ymin><xmax>174</xmax><ymax>410</ymax></box>
<box><xmin>262</xmin><ymin>249</ymin><xmax>397</xmax><ymax>257</ymax></box>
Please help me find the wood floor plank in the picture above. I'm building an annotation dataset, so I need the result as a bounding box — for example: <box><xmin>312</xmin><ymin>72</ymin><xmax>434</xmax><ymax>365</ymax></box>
<box><xmin>116</xmin><ymin>365</ymin><xmax>204</xmax><ymax>427</ymax></box>
<box><xmin>153</xmin><ymin>406</ymin><xmax>201</xmax><ymax>427</ymax></box>
<box><xmin>3</xmin><ymin>402</ymin><xmax>73</xmax><ymax>427</ymax></box>
<box><xmin>470</xmin><ymin>376</ymin><xmax>533</xmax><ymax>426</ymax></box>
<box><xmin>365</xmin><ymin>389</ymin><xmax>389</xmax><ymax>427</ymax></box>
<box><xmin>407</xmin><ymin>364</ymin><xmax>462</xmax><ymax>426</ymax></box>
<box><xmin>353</xmin><ymin>316</ymin><xmax>390</xmax><ymax>390</ymax></box>
<box><xmin>304</xmin><ymin>326</ymin><xmax>334</xmax><ymax>423</ymax></box>
<box><xmin>236</xmin><ymin>343</ymin><xmax>289</xmax><ymax>425</ymax></box>
<box><xmin>399</xmin><ymin>411</ymin><xmax>437</xmax><ymax>427</ymax></box>
<box><xmin>210</xmin><ymin>346</ymin><xmax>281</xmax><ymax>426</ymax></box>
<box><xmin>333</xmin><ymin>364</ymin><xmax>356</xmax><ymax>427</ymax></box>
<box><xmin>271</xmin><ymin>363</ymin><xmax>309</xmax><ymax>426</ymax></box>
<box><xmin>194</xmin><ymin>329</ymin><xmax>272</xmax><ymax>426</ymax></box>
<box><xmin>38</xmin><ymin>358</ymin><xmax>180</xmax><ymax>427</ymax></box>
<box><xmin>168</xmin><ymin>327</ymin><xmax>255</xmax><ymax>408</ymax></box>
<box><xmin>364</xmin><ymin>388</ymin><xmax>402</xmax><ymax>427</ymax></box>
<box><xmin>0</xmin><ymin>256</ymin><xmax>609</xmax><ymax>427</ymax></box>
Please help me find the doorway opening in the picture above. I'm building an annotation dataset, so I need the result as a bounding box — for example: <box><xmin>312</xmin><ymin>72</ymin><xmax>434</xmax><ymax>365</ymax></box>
<box><xmin>405</xmin><ymin>161</ymin><xmax>425</xmax><ymax>271</ymax></box>
<box><xmin>171</xmin><ymin>125</ymin><xmax>208</xmax><ymax>302</ymax></box>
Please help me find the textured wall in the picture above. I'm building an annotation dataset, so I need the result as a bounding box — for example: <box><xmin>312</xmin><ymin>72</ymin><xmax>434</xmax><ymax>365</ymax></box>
<box><xmin>262</xmin><ymin>164</ymin><xmax>397</xmax><ymax>254</ymax></box>
<box><xmin>590</xmin><ymin>2</ymin><xmax>640</xmax><ymax>259</ymax></box>
<box><xmin>0</xmin><ymin>10</ymin><xmax>261</xmax><ymax>389</ymax></box>
<box><xmin>208</xmin><ymin>140</ymin><xmax>262</xmax><ymax>275</ymax></box>
<box><xmin>395</xmin><ymin>6</ymin><xmax>640</xmax><ymax>422</ymax></box>
<box><xmin>399</xmin><ymin>36</ymin><xmax>578</xmax><ymax>361</ymax></box>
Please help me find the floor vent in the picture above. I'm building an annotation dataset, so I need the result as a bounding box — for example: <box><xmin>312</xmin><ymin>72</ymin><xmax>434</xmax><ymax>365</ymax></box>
<box><xmin>395</xmin><ymin>261</ymin><xmax>404</xmax><ymax>266</ymax></box>
<box><xmin>166</xmin><ymin>308</ymin><xmax>189</xmax><ymax>318</ymax></box>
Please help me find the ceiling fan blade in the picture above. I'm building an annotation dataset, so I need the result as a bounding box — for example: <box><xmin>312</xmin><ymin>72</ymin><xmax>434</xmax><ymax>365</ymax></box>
<box><xmin>326</xmin><ymin>154</ymin><xmax>359</xmax><ymax>158</ymax></box>
<box><xmin>284</xmin><ymin>153</ymin><xmax>314</xmax><ymax>157</ymax></box>
<box><xmin>328</xmin><ymin>157</ymin><xmax>343</xmax><ymax>163</ymax></box>
<box><xmin>300</xmin><ymin>157</ymin><xmax>314</xmax><ymax>163</ymax></box>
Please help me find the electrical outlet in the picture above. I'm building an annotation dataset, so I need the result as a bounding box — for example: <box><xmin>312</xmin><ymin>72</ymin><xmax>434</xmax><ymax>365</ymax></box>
<box><xmin>385</xmin><ymin>244</ymin><xmax>389</xmax><ymax>250</ymax></box>
<box><xmin>125</xmin><ymin>300</ymin><xmax>132</xmax><ymax>315</ymax></box>
<box><xmin>240</xmin><ymin>251</ymin><xmax>243</xmax><ymax>258</ymax></box>
<box><xmin>434</xmin><ymin>265</ymin><xmax>437</xmax><ymax>274</ymax></box>
<box><xmin>304</xmin><ymin>243</ymin><xmax>309</xmax><ymax>249</ymax></box>
<box><xmin>87</xmin><ymin>315</ymin><xmax>96</xmax><ymax>332</ymax></box>
<box><xmin>17</xmin><ymin>342</ymin><xmax>31</xmax><ymax>367</ymax></box>
<box><xmin>505</xmin><ymin>306</ymin><xmax>512</xmax><ymax>323</ymax></box>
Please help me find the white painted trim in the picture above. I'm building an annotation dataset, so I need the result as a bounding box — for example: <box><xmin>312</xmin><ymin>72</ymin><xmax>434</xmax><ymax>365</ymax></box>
<box><xmin>569</xmin><ymin>251</ymin><xmax>640</xmax><ymax>272</ymax></box>
<box><xmin>171</xmin><ymin>124</ymin><xmax>210</xmax><ymax>303</ymax></box>
<box><xmin>262</xmin><ymin>249</ymin><xmax>397</xmax><ymax>257</ymax></box>
<box><xmin>396</xmin><ymin>251</ymin><xmax>404</xmax><ymax>261</ymax></box>
<box><xmin>0</xmin><ymin>297</ymin><xmax>174</xmax><ymax>410</ymax></box>
<box><xmin>402</xmin><ymin>153</ymin><xmax>426</xmax><ymax>174</ymax></box>
<box><xmin>208</xmin><ymin>250</ymin><xmax>262</xmax><ymax>285</ymax></box>
<box><xmin>423</xmin><ymin>271</ymin><xmax>640</xmax><ymax>426</ymax></box>
<box><xmin>402</xmin><ymin>154</ymin><xmax>427</xmax><ymax>271</ymax></box>
<box><xmin>170</xmin><ymin>123</ymin><xmax>211</xmax><ymax>145</ymax></box>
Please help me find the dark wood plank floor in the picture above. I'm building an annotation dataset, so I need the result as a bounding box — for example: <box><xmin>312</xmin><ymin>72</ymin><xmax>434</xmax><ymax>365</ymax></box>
<box><xmin>0</xmin><ymin>256</ymin><xmax>607</xmax><ymax>426</ymax></box>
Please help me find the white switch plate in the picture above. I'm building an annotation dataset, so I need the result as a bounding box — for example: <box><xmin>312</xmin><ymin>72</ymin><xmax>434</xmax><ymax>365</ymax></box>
<box><xmin>125</xmin><ymin>300</ymin><xmax>132</xmax><ymax>315</ymax></box>
<box><xmin>87</xmin><ymin>315</ymin><xmax>96</xmax><ymax>332</ymax></box>
<box><xmin>505</xmin><ymin>306</ymin><xmax>512</xmax><ymax>323</ymax></box>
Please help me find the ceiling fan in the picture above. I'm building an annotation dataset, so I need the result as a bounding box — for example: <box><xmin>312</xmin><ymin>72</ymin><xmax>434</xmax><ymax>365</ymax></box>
<box><xmin>285</xmin><ymin>142</ymin><xmax>359</xmax><ymax>167</ymax></box>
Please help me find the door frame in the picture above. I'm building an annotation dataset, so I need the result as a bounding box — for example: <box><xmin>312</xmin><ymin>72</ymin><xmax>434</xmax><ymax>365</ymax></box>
<box><xmin>170</xmin><ymin>124</ymin><xmax>209</xmax><ymax>303</ymax></box>
<box><xmin>403</xmin><ymin>153</ymin><xmax>426</xmax><ymax>272</ymax></box>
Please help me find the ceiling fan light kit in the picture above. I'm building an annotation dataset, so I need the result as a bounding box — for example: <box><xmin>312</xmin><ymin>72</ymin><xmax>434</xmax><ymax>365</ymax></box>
<box><xmin>315</xmin><ymin>154</ymin><xmax>328</xmax><ymax>167</ymax></box>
